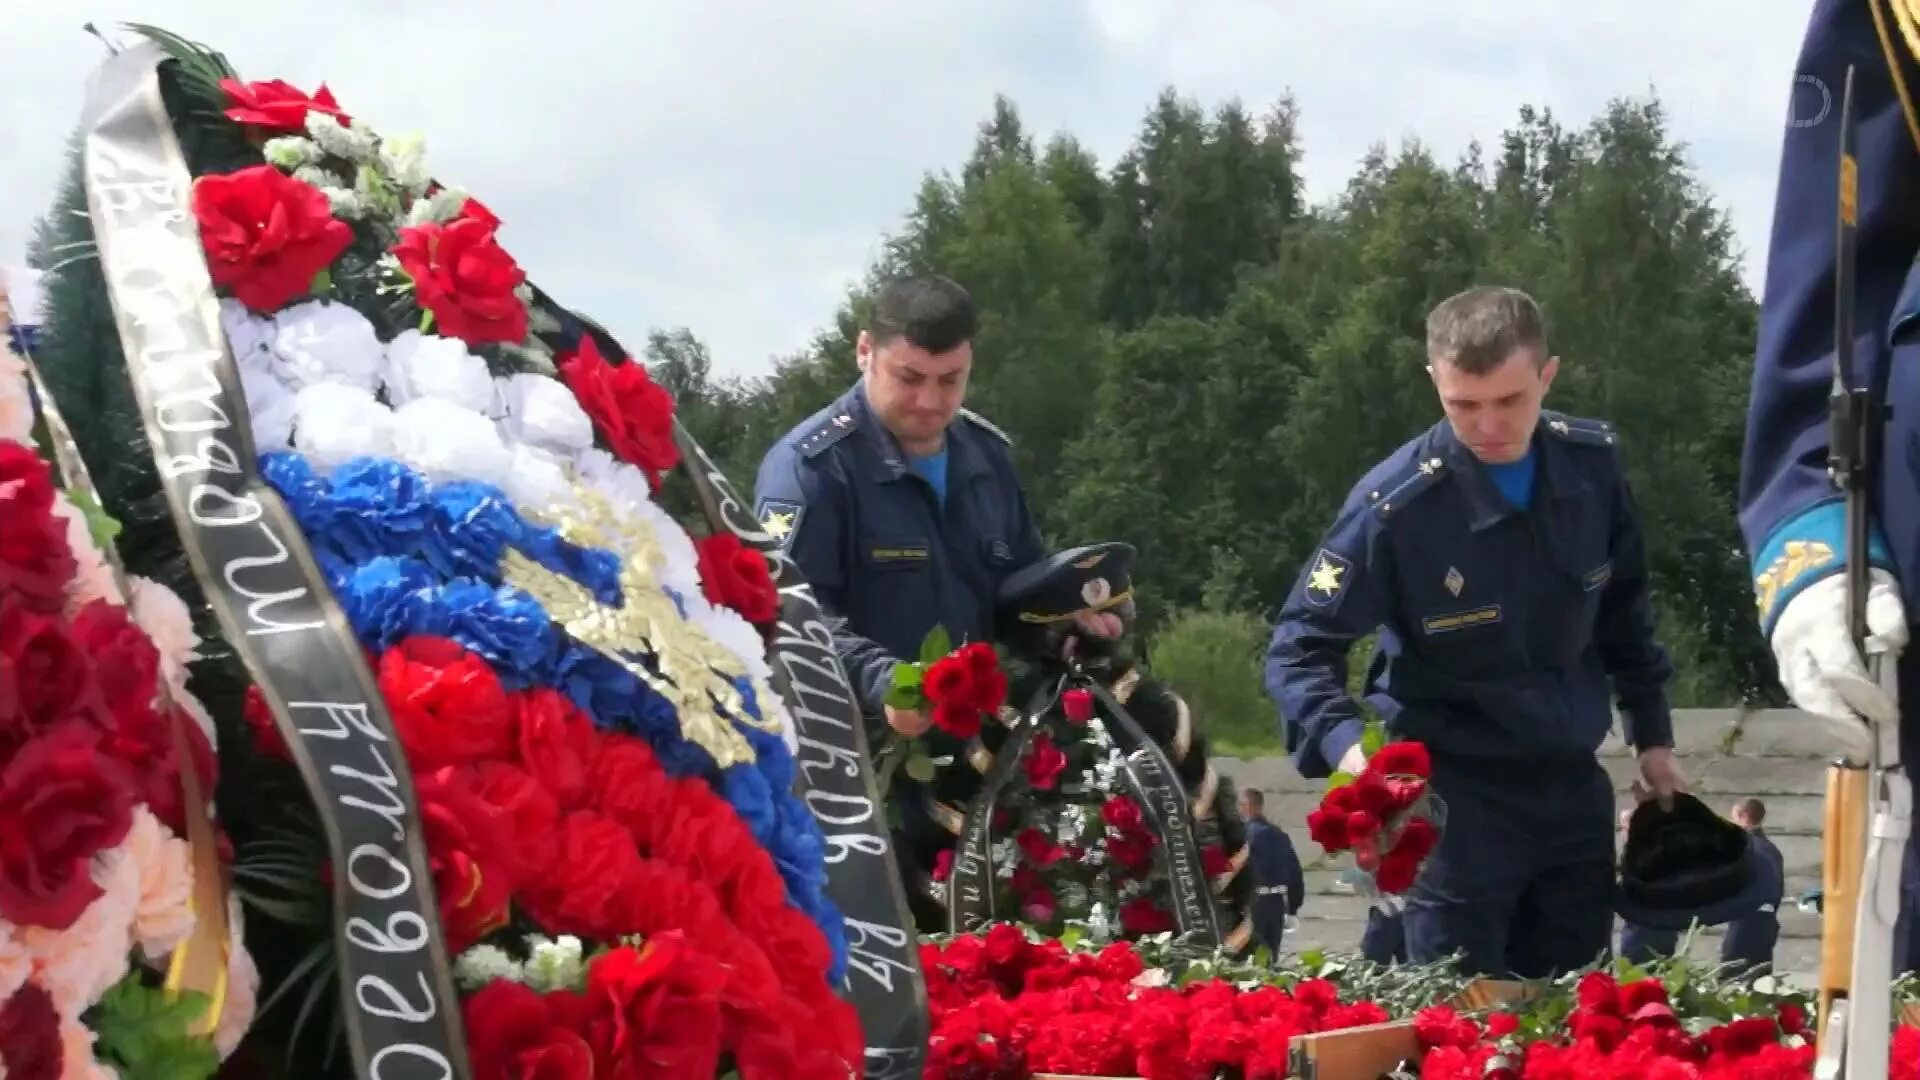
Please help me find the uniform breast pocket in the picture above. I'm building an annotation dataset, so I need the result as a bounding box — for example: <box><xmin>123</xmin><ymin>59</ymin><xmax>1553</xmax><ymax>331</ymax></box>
<box><xmin>865</xmin><ymin>538</ymin><xmax>934</xmax><ymax>573</ymax></box>
<box><xmin>1412</xmin><ymin>602</ymin><xmax>1511</xmax><ymax>673</ymax></box>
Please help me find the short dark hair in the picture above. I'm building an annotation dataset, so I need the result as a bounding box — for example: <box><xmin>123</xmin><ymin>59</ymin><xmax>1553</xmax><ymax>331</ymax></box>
<box><xmin>1241</xmin><ymin>787</ymin><xmax>1264</xmax><ymax>812</ymax></box>
<box><xmin>868</xmin><ymin>274</ymin><xmax>977</xmax><ymax>355</ymax></box>
<box><xmin>1734</xmin><ymin>797</ymin><xmax>1765</xmax><ymax>825</ymax></box>
<box><xmin>1425</xmin><ymin>286</ymin><xmax>1547</xmax><ymax>375</ymax></box>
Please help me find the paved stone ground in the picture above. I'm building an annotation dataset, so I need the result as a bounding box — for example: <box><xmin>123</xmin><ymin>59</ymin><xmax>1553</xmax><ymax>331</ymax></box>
<box><xmin>1217</xmin><ymin>708</ymin><xmax>1838</xmax><ymax>986</ymax></box>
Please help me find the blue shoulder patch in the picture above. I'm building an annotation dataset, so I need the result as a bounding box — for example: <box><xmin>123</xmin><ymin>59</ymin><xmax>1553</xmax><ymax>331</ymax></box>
<box><xmin>958</xmin><ymin>408</ymin><xmax>1012</xmax><ymax>446</ymax></box>
<box><xmin>1541</xmin><ymin>411</ymin><xmax>1618</xmax><ymax>449</ymax></box>
<box><xmin>1368</xmin><ymin>453</ymin><xmax>1449</xmax><ymax>521</ymax></box>
<box><xmin>797</xmin><ymin>411</ymin><xmax>859</xmax><ymax>460</ymax></box>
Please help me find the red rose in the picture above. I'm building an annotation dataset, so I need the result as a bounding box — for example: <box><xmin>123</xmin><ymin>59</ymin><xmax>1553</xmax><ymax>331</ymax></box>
<box><xmin>695</xmin><ymin>532</ymin><xmax>778</xmax><ymax>625</ymax></box>
<box><xmin>67</xmin><ymin>600</ymin><xmax>160</xmax><ymax>718</ymax></box>
<box><xmin>1025</xmin><ymin>732</ymin><xmax>1066</xmax><ymax>790</ymax></box>
<box><xmin>1369</xmin><ymin>740</ymin><xmax>1431</xmax><ymax>779</ymax></box>
<box><xmin>194</xmin><ymin>165</ymin><xmax>352</xmax><ymax>313</ymax></box>
<box><xmin>220</xmin><ymin>77</ymin><xmax>351</xmax><ymax>133</ymax></box>
<box><xmin>0</xmin><ymin>468</ymin><xmax>76</xmax><ymax>615</ymax></box>
<box><xmin>958</xmin><ymin>643</ymin><xmax>1007</xmax><ymax>712</ymax></box>
<box><xmin>0</xmin><ymin>983</ymin><xmax>61</xmax><ymax>1079</ymax></box>
<box><xmin>1106</xmin><ymin>832</ymin><xmax>1155</xmax><ymax>875</ymax></box>
<box><xmin>378</xmin><ymin>637</ymin><xmax>514</xmax><ymax>770</ymax></box>
<box><xmin>1118</xmin><ymin>897</ymin><xmax>1175</xmax><ymax>936</ymax></box>
<box><xmin>514</xmin><ymin>687</ymin><xmax>596</xmax><ymax>809</ymax></box>
<box><xmin>100</xmin><ymin>703</ymin><xmax>217</xmax><ymax>836</ymax></box>
<box><xmin>414</xmin><ymin>768</ymin><xmax>516</xmax><ymax>954</ymax></box>
<box><xmin>1101</xmin><ymin>795</ymin><xmax>1144</xmax><ymax>833</ymax></box>
<box><xmin>930</xmin><ymin>700</ymin><xmax>982</xmax><ymax>740</ymax></box>
<box><xmin>390</xmin><ymin>216</ymin><xmax>529</xmax><ymax>345</ymax></box>
<box><xmin>583</xmin><ymin>935</ymin><xmax>728</xmax><ymax>1077</ymax></box>
<box><xmin>0</xmin><ymin>599</ymin><xmax>97</xmax><ymax>752</ymax></box>
<box><xmin>1777</xmin><ymin>1001</ymin><xmax>1809</xmax><ymax>1036</ymax></box>
<box><xmin>462</xmin><ymin>979</ymin><xmax>594</xmax><ymax>1080</ymax></box>
<box><xmin>555</xmin><ymin>336</ymin><xmax>680</xmax><ymax>487</ymax></box>
<box><xmin>1061</xmin><ymin>687</ymin><xmax>1094</xmax><ymax>724</ymax></box>
<box><xmin>0</xmin><ymin>722</ymin><xmax>135</xmax><ymax>929</ymax></box>
<box><xmin>922</xmin><ymin>655</ymin><xmax>974</xmax><ymax>706</ymax></box>
<box><xmin>522</xmin><ymin>811</ymin><xmax>648</xmax><ymax>940</ymax></box>
<box><xmin>1016</xmin><ymin>827</ymin><xmax>1066</xmax><ymax>869</ymax></box>
<box><xmin>931</xmin><ymin>848</ymin><xmax>954</xmax><ymax>882</ymax></box>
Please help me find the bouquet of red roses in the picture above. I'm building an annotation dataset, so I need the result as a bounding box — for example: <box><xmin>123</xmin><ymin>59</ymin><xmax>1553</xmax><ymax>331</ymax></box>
<box><xmin>1304</xmin><ymin>739</ymin><xmax>1441</xmax><ymax>895</ymax></box>
<box><xmin>876</xmin><ymin>625</ymin><xmax>1008</xmax><ymax>791</ymax></box>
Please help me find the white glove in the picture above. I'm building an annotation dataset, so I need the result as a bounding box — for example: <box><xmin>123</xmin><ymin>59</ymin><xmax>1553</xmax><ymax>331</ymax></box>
<box><xmin>1770</xmin><ymin>570</ymin><xmax>1906</xmax><ymax>741</ymax></box>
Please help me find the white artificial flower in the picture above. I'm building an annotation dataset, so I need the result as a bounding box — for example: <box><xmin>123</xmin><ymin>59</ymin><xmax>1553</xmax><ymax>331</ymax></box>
<box><xmin>216</xmin><ymin>899</ymin><xmax>260</xmax><ymax>1059</ymax></box>
<box><xmin>305</xmin><ymin>112</ymin><xmax>377</xmax><ymax>163</ymax></box>
<box><xmin>389</xmin><ymin>397</ymin><xmax>513</xmax><ymax>486</ymax></box>
<box><xmin>322</xmin><ymin>186</ymin><xmax>372</xmax><ymax>221</ymax></box>
<box><xmin>262</xmin><ymin>136</ymin><xmax>321</xmax><ymax>170</ymax></box>
<box><xmin>290</xmin><ymin>383</ymin><xmax>395</xmax><ymax>468</ymax></box>
<box><xmin>405</xmin><ymin>186</ymin><xmax>472</xmax><ymax>227</ymax></box>
<box><xmin>524</xmin><ymin>935</ymin><xmax>586</xmax><ymax>993</ymax></box>
<box><xmin>384</xmin><ymin>330</ymin><xmax>495</xmax><ymax>413</ymax></box>
<box><xmin>291</xmin><ymin>164</ymin><xmax>337</xmax><ymax>191</ymax></box>
<box><xmin>219</xmin><ymin>298</ymin><xmax>276</xmax><ymax>372</ymax></box>
<box><xmin>453</xmin><ymin>945</ymin><xmax>521</xmax><ymax>990</ymax></box>
<box><xmin>379</xmin><ymin>132</ymin><xmax>432</xmax><ymax>196</ymax></box>
<box><xmin>496</xmin><ymin>373</ymin><xmax>593</xmax><ymax>454</ymax></box>
<box><xmin>502</xmin><ymin>444</ymin><xmax>574</xmax><ymax>511</ymax></box>
<box><xmin>240</xmin><ymin>366</ymin><xmax>297</xmax><ymax>451</ymax></box>
<box><xmin>270</xmin><ymin>301</ymin><xmax>384</xmax><ymax>392</ymax></box>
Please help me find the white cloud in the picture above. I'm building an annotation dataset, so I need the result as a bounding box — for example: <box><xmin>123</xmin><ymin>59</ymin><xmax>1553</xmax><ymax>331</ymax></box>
<box><xmin>1</xmin><ymin>2</ymin><xmax>1810</xmax><ymax>376</ymax></box>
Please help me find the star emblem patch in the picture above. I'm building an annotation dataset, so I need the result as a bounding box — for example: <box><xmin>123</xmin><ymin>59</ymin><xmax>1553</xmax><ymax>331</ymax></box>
<box><xmin>1303</xmin><ymin>549</ymin><xmax>1352</xmax><ymax>608</ymax></box>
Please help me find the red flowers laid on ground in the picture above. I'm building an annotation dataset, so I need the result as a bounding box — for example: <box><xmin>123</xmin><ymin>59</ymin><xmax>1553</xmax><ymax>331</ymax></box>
<box><xmin>391</xmin><ymin>211</ymin><xmax>531</xmax><ymax>345</ymax></box>
<box><xmin>557</xmin><ymin>335</ymin><xmax>682</xmax><ymax>489</ymax></box>
<box><xmin>1413</xmin><ymin>974</ymin><xmax>1826</xmax><ymax>1079</ymax></box>
<box><xmin>695</xmin><ymin>532</ymin><xmax>779</xmax><ymax>626</ymax></box>
<box><xmin>193</xmin><ymin>165</ymin><xmax>354</xmax><ymax>314</ymax></box>
<box><xmin>1305</xmin><ymin>738</ymin><xmax>1438</xmax><ymax>894</ymax></box>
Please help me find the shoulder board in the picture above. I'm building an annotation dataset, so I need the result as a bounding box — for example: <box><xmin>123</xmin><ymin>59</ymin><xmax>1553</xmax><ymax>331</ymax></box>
<box><xmin>1368</xmin><ymin>454</ymin><xmax>1449</xmax><ymax>521</ymax></box>
<box><xmin>796</xmin><ymin>411</ymin><xmax>860</xmax><ymax>460</ymax></box>
<box><xmin>1541</xmin><ymin>412</ymin><xmax>1618</xmax><ymax>449</ymax></box>
<box><xmin>958</xmin><ymin>408</ymin><xmax>1013</xmax><ymax>446</ymax></box>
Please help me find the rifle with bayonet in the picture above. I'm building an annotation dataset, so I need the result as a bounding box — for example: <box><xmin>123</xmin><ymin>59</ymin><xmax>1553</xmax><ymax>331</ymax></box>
<box><xmin>1814</xmin><ymin>62</ymin><xmax>1912</xmax><ymax>1080</ymax></box>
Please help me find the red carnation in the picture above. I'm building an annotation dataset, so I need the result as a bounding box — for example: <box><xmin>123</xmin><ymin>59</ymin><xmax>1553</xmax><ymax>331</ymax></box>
<box><xmin>1344</xmin><ymin>810</ymin><xmax>1381</xmax><ymax>843</ymax></box>
<box><xmin>1375</xmin><ymin>848</ymin><xmax>1421</xmax><ymax>893</ymax></box>
<box><xmin>1118</xmin><ymin>896</ymin><xmax>1175</xmax><ymax>935</ymax></box>
<box><xmin>1370</xmin><ymin>740</ymin><xmax>1431</xmax><ymax>779</ymax></box>
<box><xmin>462</xmin><ymin>979</ymin><xmax>594</xmax><ymax>1080</ymax></box>
<box><xmin>557</xmin><ymin>336</ymin><xmax>681</xmax><ymax>488</ymax></box>
<box><xmin>414</xmin><ymin>767</ymin><xmax>517</xmax><ymax>954</ymax></box>
<box><xmin>194</xmin><ymin>165</ymin><xmax>352</xmax><ymax>313</ymax></box>
<box><xmin>581</xmin><ymin>934</ymin><xmax>728</xmax><ymax>1077</ymax></box>
<box><xmin>1024</xmin><ymin>732</ymin><xmax>1066</xmax><ymax>790</ymax></box>
<box><xmin>1061</xmin><ymin>686</ymin><xmax>1093</xmax><ymax>724</ymax></box>
<box><xmin>696</xmin><ymin>532</ymin><xmax>779</xmax><ymax>625</ymax></box>
<box><xmin>377</xmin><ymin>636</ymin><xmax>514</xmax><ymax>770</ymax></box>
<box><xmin>391</xmin><ymin>215</ymin><xmax>529</xmax><ymax>345</ymax></box>
<box><xmin>1306</xmin><ymin>808</ymin><xmax>1350</xmax><ymax>851</ymax></box>
<box><xmin>1392</xmin><ymin>817</ymin><xmax>1439</xmax><ymax>862</ymax></box>
<box><xmin>220</xmin><ymin>77</ymin><xmax>351</xmax><ymax>133</ymax></box>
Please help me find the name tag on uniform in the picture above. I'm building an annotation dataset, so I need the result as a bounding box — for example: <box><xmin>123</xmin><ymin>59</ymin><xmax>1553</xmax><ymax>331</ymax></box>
<box><xmin>1421</xmin><ymin>604</ymin><xmax>1503</xmax><ymax>635</ymax></box>
<box><xmin>1583</xmin><ymin>562</ymin><xmax>1613</xmax><ymax>592</ymax></box>
<box><xmin>868</xmin><ymin>543</ymin><xmax>929</xmax><ymax>563</ymax></box>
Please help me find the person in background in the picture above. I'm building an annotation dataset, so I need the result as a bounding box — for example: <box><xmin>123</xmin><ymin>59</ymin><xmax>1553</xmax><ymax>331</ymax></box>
<box><xmin>1719</xmin><ymin>797</ymin><xmax>1785</xmax><ymax>976</ymax></box>
<box><xmin>1616</xmin><ymin>807</ymin><xmax>1681</xmax><ymax>965</ymax></box>
<box><xmin>1239</xmin><ymin>787</ymin><xmax>1306</xmax><ymax>959</ymax></box>
<box><xmin>1362</xmin><ymin>894</ymin><xmax>1411</xmax><ymax>966</ymax></box>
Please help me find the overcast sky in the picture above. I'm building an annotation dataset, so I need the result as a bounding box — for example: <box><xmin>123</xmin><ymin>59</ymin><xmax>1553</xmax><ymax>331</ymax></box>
<box><xmin>3</xmin><ymin>2</ymin><xmax>1811</xmax><ymax>378</ymax></box>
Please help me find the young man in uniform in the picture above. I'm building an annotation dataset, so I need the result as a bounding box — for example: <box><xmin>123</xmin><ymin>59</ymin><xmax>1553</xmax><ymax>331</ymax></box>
<box><xmin>753</xmin><ymin>274</ymin><xmax>1117</xmax><ymax>924</ymax></box>
<box><xmin>1265</xmin><ymin>285</ymin><xmax>1689</xmax><ymax>979</ymax></box>
<box><xmin>1738</xmin><ymin>0</ymin><xmax>1920</xmax><ymax>976</ymax></box>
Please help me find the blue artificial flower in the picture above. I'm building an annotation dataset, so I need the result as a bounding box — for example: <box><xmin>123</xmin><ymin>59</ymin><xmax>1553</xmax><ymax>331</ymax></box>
<box><xmin>333</xmin><ymin>555</ymin><xmax>438</xmax><ymax>649</ymax></box>
<box><xmin>259</xmin><ymin>452</ymin><xmax>332</xmax><ymax>535</ymax></box>
<box><xmin>325</xmin><ymin>457</ymin><xmax>432</xmax><ymax>563</ymax></box>
<box><xmin>422</xmin><ymin>481</ymin><xmax>525</xmax><ymax>581</ymax></box>
<box><xmin>437</xmin><ymin>580</ymin><xmax>556</xmax><ymax>676</ymax></box>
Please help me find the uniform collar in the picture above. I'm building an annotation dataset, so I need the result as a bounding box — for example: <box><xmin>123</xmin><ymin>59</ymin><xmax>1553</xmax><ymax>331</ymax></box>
<box><xmin>1431</xmin><ymin>419</ymin><xmax>1584</xmax><ymax>532</ymax></box>
<box><xmin>843</xmin><ymin>382</ymin><xmax>993</xmax><ymax>485</ymax></box>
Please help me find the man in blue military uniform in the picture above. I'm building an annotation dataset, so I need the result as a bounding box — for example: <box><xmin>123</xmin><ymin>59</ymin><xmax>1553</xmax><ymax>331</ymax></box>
<box><xmin>1719</xmin><ymin>798</ymin><xmax>1786</xmax><ymax>976</ymax></box>
<box><xmin>1266</xmin><ymin>285</ymin><xmax>1690</xmax><ymax>980</ymax></box>
<box><xmin>754</xmin><ymin>274</ymin><xmax>1118</xmax><ymax>924</ymax></box>
<box><xmin>1739</xmin><ymin>0</ymin><xmax>1920</xmax><ymax>977</ymax></box>
<box><xmin>1237</xmin><ymin>787</ymin><xmax>1306</xmax><ymax>959</ymax></box>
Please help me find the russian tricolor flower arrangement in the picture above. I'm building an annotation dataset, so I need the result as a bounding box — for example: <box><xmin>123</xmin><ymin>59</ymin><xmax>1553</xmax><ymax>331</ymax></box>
<box><xmin>26</xmin><ymin>24</ymin><xmax>862</xmax><ymax>1079</ymax></box>
<box><xmin>0</xmin><ymin>307</ymin><xmax>257</xmax><ymax>1076</ymax></box>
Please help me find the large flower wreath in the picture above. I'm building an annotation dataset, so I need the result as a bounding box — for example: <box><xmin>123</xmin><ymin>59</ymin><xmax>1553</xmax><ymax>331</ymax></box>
<box><xmin>0</xmin><ymin>300</ymin><xmax>257</xmax><ymax>1077</ymax></box>
<box><xmin>29</xmin><ymin>26</ymin><xmax>861</xmax><ymax>1079</ymax></box>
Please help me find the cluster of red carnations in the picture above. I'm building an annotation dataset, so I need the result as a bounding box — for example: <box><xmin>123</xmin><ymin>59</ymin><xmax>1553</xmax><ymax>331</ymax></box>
<box><xmin>241</xmin><ymin>635</ymin><xmax>857</xmax><ymax>1079</ymax></box>
<box><xmin>1412</xmin><ymin>971</ymin><xmax>1911</xmax><ymax>1079</ymax></box>
<box><xmin>920</xmin><ymin>641</ymin><xmax>1009</xmax><ymax>739</ymax></box>
<box><xmin>0</xmin><ymin>441</ymin><xmax>216</xmax><ymax>928</ymax></box>
<box><xmin>1305</xmin><ymin>740</ymin><xmax>1438</xmax><ymax>893</ymax></box>
<box><xmin>922</xmin><ymin>927</ymin><xmax>1390</xmax><ymax>1079</ymax></box>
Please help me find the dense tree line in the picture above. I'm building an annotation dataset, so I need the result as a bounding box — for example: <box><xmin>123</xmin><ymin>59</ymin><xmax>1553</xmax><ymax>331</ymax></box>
<box><xmin>660</xmin><ymin>89</ymin><xmax>1774</xmax><ymax>729</ymax></box>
